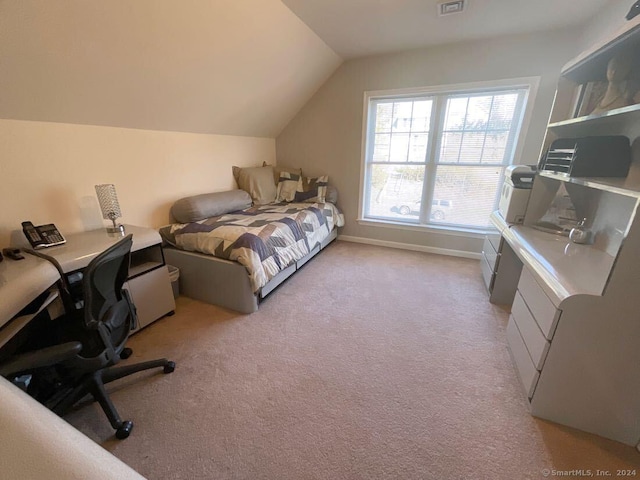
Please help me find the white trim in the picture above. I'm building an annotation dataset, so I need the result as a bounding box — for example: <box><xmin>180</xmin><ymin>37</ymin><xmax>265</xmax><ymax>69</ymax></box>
<box><xmin>338</xmin><ymin>235</ymin><xmax>482</xmax><ymax>260</ymax></box>
<box><xmin>357</xmin><ymin>92</ymin><xmax>370</xmax><ymax>226</ymax></box>
<box><xmin>364</xmin><ymin>76</ymin><xmax>541</xmax><ymax>101</ymax></box>
<box><xmin>356</xmin><ymin>218</ymin><xmax>489</xmax><ymax>238</ymax></box>
<box><xmin>511</xmin><ymin>77</ymin><xmax>539</xmax><ymax>166</ymax></box>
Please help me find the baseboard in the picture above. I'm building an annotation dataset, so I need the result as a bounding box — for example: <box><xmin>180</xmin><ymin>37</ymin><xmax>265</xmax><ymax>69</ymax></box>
<box><xmin>337</xmin><ymin>235</ymin><xmax>481</xmax><ymax>260</ymax></box>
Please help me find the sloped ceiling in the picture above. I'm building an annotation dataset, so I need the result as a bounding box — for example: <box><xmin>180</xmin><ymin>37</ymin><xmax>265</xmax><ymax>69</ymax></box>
<box><xmin>282</xmin><ymin>0</ymin><xmax>611</xmax><ymax>59</ymax></box>
<box><xmin>0</xmin><ymin>0</ymin><xmax>342</xmax><ymax>137</ymax></box>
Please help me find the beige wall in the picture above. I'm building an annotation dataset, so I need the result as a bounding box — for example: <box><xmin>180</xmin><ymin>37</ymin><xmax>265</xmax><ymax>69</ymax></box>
<box><xmin>0</xmin><ymin>119</ymin><xmax>274</xmax><ymax>246</ymax></box>
<box><xmin>276</xmin><ymin>29</ymin><xmax>580</xmax><ymax>254</ymax></box>
<box><xmin>0</xmin><ymin>0</ymin><xmax>341</xmax><ymax>138</ymax></box>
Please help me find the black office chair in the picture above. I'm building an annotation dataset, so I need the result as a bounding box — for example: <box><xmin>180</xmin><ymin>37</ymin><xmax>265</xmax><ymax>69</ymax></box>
<box><xmin>2</xmin><ymin>235</ymin><xmax>175</xmax><ymax>439</ymax></box>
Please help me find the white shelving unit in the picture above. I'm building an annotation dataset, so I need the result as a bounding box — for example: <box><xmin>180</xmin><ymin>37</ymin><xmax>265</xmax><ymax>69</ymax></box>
<box><xmin>537</xmin><ymin>171</ymin><xmax>640</xmax><ymax>197</ymax></box>
<box><xmin>491</xmin><ymin>20</ymin><xmax>640</xmax><ymax>448</ymax></box>
<box><xmin>547</xmin><ymin>103</ymin><xmax>640</xmax><ymax>137</ymax></box>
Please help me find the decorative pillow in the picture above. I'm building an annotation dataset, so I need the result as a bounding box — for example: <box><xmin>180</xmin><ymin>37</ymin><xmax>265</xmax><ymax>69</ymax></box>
<box><xmin>232</xmin><ymin>165</ymin><xmax>276</xmax><ymax>205</ymax></box>
<box><xmin>171</xmin><ymin>189</ymin><xmax>252</xmax><ymax>223</ymax></box>
<box><xmin>276</xmin><ymin>170</ymin><xmax>302</xmax><ymax>202</ymax></box>
<box><xmin>263</xmin><ymin>161</ymin><xmax>302</xmax><ymax>186</ymax></box>
<box><xmin>293</xmin><ymin>175</ymin><xmax>329</xmax><ymax>203</ymax></box>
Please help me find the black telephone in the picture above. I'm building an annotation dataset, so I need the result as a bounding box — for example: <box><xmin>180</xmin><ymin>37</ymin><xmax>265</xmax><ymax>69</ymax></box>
<box><xmin>21</xmin><ymin>221</ymin><xmax>66</xmax><ymax>249</ymax></box>
<box><xmin>627</xmin><ymin>1</ymin><xmax>640</xmax><ymax>20</ymax></box>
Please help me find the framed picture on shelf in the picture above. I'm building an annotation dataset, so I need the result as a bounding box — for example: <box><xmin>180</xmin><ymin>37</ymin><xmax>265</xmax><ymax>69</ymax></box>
<box><xmin>571</xmin><ymin>81</ymin><xmax>607</xmax><ymax>118</ymax></box>
<box><xmin>568</xmin><ymin>84</ymin><xmax>586</xmax><ymax>118</ymax></box>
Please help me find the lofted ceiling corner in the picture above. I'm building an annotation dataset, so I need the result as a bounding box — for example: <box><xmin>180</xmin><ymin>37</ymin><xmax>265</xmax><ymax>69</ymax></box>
<box><xmin>0</xmin><ymin>0</ymin><xmax>342</xmax><ymax>138</ymax></box>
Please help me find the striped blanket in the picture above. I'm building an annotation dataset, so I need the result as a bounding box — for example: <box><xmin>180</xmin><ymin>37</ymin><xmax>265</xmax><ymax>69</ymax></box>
<box><xmin>159</xmin><ymin>202</ymin><xmax>344</xmax><ymax>292</ymax></box>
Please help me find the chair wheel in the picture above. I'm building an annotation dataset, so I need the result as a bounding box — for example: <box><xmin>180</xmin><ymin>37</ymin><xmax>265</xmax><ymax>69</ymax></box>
<box><xmin>120</xmin><ymin>348</ymin><xmax>133</xmax><ymax>360</ymax></box>
<box><xmin>164</xmin><ymin>361</ymin><xmax>176</xmax><ymax>374</ymax></box>
<box><xmin>116</xmin><ymin>421</ymin><xmax>133</xmax><ymax>439</ymax></box>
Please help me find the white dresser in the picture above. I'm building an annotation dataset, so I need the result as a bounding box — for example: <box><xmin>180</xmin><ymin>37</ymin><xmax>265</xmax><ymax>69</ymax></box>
<box><xmin>493</xmin><ymin>17</ymin><xmax>640</xmax><ymax>448</ymax></box>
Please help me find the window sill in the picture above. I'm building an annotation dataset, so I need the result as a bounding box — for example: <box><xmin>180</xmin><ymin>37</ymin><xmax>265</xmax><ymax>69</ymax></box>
<box><xmin>356</xmin><ymin>218</ymin><xmax>494</xmax><ymax>238</ymax></box>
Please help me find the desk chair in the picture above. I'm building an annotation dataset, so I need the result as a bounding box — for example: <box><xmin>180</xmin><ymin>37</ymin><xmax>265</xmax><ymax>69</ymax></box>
<box><xmin>3</xmin><ymin>235</ymin><xmax>175</xmax><ymax>439</ymax></box>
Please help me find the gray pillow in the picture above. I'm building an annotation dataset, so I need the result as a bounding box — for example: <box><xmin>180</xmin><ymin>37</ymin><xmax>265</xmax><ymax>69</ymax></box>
<box><xmin>325</xmin><ymin>185</ymin><xmax>338</xmax><ymax>204</ymax></box>
<box><xmin>171</xmin><ymin>189</ymin><xmax>252</xmax><ymax>223</ymax></box>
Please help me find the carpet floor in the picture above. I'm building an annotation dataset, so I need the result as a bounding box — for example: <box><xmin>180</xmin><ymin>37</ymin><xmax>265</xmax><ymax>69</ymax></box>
<box><xmin>65</xmin><ymin>241</ymin><xmax>640</xmax><ymax>479</ymax></box>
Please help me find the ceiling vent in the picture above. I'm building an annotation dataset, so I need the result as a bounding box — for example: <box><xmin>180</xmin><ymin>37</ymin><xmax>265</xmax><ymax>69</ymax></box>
<box><xmin>438</xmin><ymin>0</ymin><xmax>466</xmax><ymax>16</ymax></box>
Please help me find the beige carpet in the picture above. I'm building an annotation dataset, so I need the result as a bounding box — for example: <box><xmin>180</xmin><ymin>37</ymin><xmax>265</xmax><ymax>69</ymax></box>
<box><xmin>65</xmin><ymin>241</ymin><xmax>640</xmax><ymax>479</ymax></box>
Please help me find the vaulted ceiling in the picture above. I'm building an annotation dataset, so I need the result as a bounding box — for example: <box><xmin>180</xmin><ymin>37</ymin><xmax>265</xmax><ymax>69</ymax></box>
<box><xmin>0</xmin><ymin>0</ymin><xmax>341</xmax><ymax>137</ymax></box>
<box><xmin>0</xmin><ymin>1</ymin><xmax>613</xmax><ymax>138</ymax></box>
<box><xmin>282</xmin><ymin>0</ymin><xmax>611</xmax><ymax>58</ymax></box>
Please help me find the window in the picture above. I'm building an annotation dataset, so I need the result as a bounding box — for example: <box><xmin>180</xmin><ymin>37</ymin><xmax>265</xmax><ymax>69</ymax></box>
<box><xmin>360</xmin><ymin>81</ymin><xmax>534</xmax><ymax>230</ymax></box>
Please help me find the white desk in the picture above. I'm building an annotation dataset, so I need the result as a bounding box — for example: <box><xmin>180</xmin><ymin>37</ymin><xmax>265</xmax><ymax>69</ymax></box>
<box><xmin>12</xmin><ymin>225</ymin><xmax>163</xmax><ymax>274</ymax></box>
<box><xmin>0</xmin><ymin>255</ymin><xmax>60</xmax><ymax>329</ymax></box>
<box><xmin>10</xmin><ymin>225</ymin><xmax>176</xmax><ymax>331</ymax></box>
<box><xmin>490</xmin><ymin>207</ymin><xmax>640</xmax><ymax>447</ymax></box>
<box><xmin>0</xmin><ymin>255</ymin><xmax>62</xmax><ymax>353</ymax></box>
<box><xmin>489</xmin><ymin>212</ymin><xmax>616</xmax><ymax>306</ymax></box>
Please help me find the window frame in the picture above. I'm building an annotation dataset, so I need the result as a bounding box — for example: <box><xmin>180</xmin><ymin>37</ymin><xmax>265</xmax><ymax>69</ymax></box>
<box><xmin>358</xmin><ymin>77</ymin><xmax>540</xmax><ymax>234</ymax></box>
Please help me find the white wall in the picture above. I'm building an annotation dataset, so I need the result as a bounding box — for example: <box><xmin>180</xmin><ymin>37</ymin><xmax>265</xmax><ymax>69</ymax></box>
<box><xmin>276</xmin><ymin>29</ymin><xmax>580</xmax><ymax>254</ymax></box>
<box><xmin>579</xmin><ymin>0</ymin><xmax>634</xmax><ymax>52</ymax></box>
<box><xmin>0</xmin><ymin>120</ymin><xmax>274</xmax><ymax>246</ymax></box>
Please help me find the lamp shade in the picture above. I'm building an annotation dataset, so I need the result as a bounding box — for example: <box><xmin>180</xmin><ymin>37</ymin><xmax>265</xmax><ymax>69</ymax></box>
<box><xmin>95</xmin><ymin>184</ymin><xmax>122</xmax><ymax>221</ymax></box>
<box><xmin>95</xmin><ymin>184</ymin><xmax>125</xmax><ymax>234</ymax></box>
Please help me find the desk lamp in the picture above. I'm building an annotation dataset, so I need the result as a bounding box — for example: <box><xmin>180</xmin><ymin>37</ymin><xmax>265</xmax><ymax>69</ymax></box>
<box><xmin>95</xmin><ymin>184</ymin><xmax>125</xmax><ymax>235</ymax></box>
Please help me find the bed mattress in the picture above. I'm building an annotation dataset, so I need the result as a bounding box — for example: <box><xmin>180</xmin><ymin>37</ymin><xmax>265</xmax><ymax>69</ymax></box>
<box><xmin>159</xmin><ymin>202</ymin><xmax>344</xmax><ymax>292</ymax></box>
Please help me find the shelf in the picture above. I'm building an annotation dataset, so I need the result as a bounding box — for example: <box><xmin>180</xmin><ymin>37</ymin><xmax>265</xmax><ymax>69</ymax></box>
<box><xmin>537</xmin><ymin>171</ymin><xmax>640</xmax><ymax>198</ymax></box>
<box><xmin>562</xmin><ymin>16</ymin><xmax>640</xmax><ymax>83</ymax></box>
<box><xmin>547</xmin><ymin>103</ymin><xmax>640</xmax><ymax>137</ymax></box>
<box><xmin>129</xmin><ymin>261</ymin><xmax>163</xmax><ymax>278</ymax></box>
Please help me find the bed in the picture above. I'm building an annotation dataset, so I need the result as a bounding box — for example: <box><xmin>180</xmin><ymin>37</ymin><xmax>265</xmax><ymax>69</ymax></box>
<box><xmin>160</xmin><ymin>188</ymin><xmax>344</xmax><ymax>313</ymax></box>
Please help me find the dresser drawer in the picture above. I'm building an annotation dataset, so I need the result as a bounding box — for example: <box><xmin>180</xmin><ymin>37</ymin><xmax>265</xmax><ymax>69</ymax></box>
<box><xmin>480</xmin><ymin>253</ymin><xmax>495</xmax><ymax>291</ymax></box>
<box><xmin>518</xmin><ymin>268</ymin><xmax>561</xmax><ymax>340</ymax></box>
<box><xmin>506</xmin><ymin>317</ymin><xmax>540</xmax><ymax>399</ymax></box>
<box><xmin>487</xmin><ymin>232</ymin><xmax>502</xmax><ymax>252</ymax></box>
<box><xmin>512</xmin><ymin>291</ymin><xmax>550</xmax><ymax>370</ymax></box>
<box><xmin>126</xmin><ymin>266</ymin><xmax>175</xmax><ymax>332</ymax></box>
<box><xmin>482</xmin><ymin>236</ymin><xmax>499</xmax><ymax>271</ymax></box>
